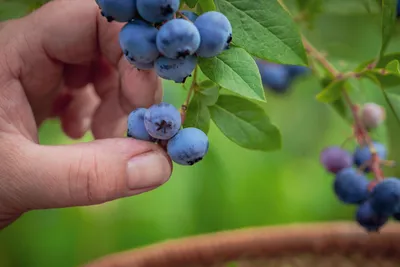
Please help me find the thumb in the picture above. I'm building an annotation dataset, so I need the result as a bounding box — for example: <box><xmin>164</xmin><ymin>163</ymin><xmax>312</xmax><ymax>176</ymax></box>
<box><xmin>19</xmin><ymin>138</ymin><xmax>172</xmax><ymax>209</ymax></box>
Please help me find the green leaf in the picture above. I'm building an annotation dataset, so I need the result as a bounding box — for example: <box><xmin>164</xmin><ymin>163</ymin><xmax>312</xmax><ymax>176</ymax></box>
<box><xmin>330</xmin><ymin>97</ymin><xmax>353</xmax><ymax>123</ymax></box>
<box><xmin>184</xmin><ymin>0</ymin><xmax>199</xmax><ymax>8</ymax></box>
<box><xmin>377</xmin><ymin>53</ymin><xmax>400</xmax><ymax>68</ymax></box>
<box><xmin>183</xmin><ymin>95</ymin><xmax>210</xmax><ymax>134</ymax></box>
<box><xmin>198</xmin><ymin>86</ymin><xmax>220</xmax><ymax>106</ymax></box>
<box><xmin>198</xmin><ymin>0</ymin><xmax>216</xmax><ymax>12</ymax></box>
<box><xmin>362</xmin><ymin>65</ymin><xmax>400</xmax><ymax>89</ymax></box>
<box><xmin>356</xmin><ymin>52</ymin><xmax>400</xmax><ymax>71</ymax></box>
<box><xmin>379</xmin><ymin>0</ymin><xmax>397</xmax><ymax>58</ymax></box>
<box><xmin>198</xmin><ymin>47</ymin><xmax>266</xmax><ymax>101</ymax></box>
<box><xmin>208</xmin><ymin>95</ymin><xmax>281</xmax><ymax>151</ymax></box>
<box><xmin>198</xmin><ymin>80</ymin><xmax>217</xmax><ymax>89</ymax></box>
<box><xmin>316</xmin><ymin>80</ymin><xmax>346</xmax><ymax>103</ymax></box>
<box><xmin>383</xmin><ymin>92</ymin><xmax>400</xmax><ymax>128</ymax></box>
<box><xmin>214</xmin><ymin>0</ymin><xmax>307</xmax><ymax>65</ymax></box>
<box><xmin>385</xmin><ymin>59</ymin><xmax>400</xmax><ymax>73</ymax></box>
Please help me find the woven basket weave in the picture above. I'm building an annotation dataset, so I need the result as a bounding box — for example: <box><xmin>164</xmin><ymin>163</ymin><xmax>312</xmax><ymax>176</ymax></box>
<box><xmin>83</xmin><ymin>222</ymin><xmax>400</xmax><ymax>267</ymax></box>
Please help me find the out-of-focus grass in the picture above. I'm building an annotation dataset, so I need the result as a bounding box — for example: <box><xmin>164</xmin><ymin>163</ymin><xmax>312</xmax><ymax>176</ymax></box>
<box><xmin>1</xmin><ymin>1</ymin><xmax>400</xmax><ymax>267</ymax></box>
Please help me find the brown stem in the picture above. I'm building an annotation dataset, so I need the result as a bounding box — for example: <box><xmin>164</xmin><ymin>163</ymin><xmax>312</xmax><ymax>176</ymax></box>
<box><xmin>180</xmin><ymin>67</ymin><xmax>198</xmax><ymax>123</ymax></box>
<box><xmin>302</xmin><ymin>36</ymin><xmax>384</xmax><ymax>183</ymax></box>
<box><xmin>176</xmin><ymin>11</ymin><xmax>190</xmax><ymax>21</ymax></box>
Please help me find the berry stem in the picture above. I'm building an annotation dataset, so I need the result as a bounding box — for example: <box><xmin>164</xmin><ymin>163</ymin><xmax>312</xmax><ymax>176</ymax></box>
<box><xmin>181</xmin><ymin>67</ymin><xmax>198</xmax><ymax>123</ymax></box>
<box><xmin>176</xmin><ymin>11</ymin><xmax>190</xmax><ymax>21</ymax></box>
<box><xmin>302</xmin><ymin>34</ymin><xmax>385</xmax><ymax>182</ymax></box>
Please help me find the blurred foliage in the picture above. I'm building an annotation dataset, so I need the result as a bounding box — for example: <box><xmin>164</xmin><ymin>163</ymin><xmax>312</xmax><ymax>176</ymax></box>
<box><xmin>1</xmin><ymin>0</ymin><xmax>400</xmax><ymax>267</ymax></box>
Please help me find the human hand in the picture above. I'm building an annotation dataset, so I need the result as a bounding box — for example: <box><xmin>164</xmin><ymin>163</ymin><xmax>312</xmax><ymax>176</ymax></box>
<box><xmin>0</xmin><ymin>0</ymin><xmax>172</xmax><ymax>229</ymax></box>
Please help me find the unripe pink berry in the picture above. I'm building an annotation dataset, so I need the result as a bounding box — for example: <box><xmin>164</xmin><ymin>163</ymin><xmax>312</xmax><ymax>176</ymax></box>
<box><xmin>361</xmin><ymin>103</ymin><xmax>385</xmax><ymax>129</ymax></box>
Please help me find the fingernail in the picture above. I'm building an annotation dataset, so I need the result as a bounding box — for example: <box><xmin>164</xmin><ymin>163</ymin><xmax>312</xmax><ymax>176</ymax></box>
<box><xmin>81</xmin><ymin>118</ymin><xmax>91</xmax><ymax>132</ymax></box>
<box><xmin>126</xmin><ymin>152</ymin><xmax>171</xmax><ymax>190</ymax></box>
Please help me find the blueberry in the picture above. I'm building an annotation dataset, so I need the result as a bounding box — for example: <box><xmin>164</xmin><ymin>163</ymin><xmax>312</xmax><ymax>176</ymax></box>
<box><xmin>393</xmin><ymin>211</ymin><xmax>400</xmax><ymax>221</ymax></box>
<box><xmin>256</xmin><ymin>60</ymin><xmax>291</xmax><ymax>93</ymax></box>
<box><xmin>194</xmin><ymin>11</ymin><xmax>232</xmax><ymax>58</ymax></box>
<box><xmin>397</xmin><ymin>0</ymin><xmax>400</xmax><ymax>17</ymax></box>
<box><xmin>353</xmin><ymin>142</ymin><xmax>387</xmax><ymax>172</ymax></box>
<box><xmin>127</xmin><ymin>108</ymin><xmax>155</xmax><ymax>141</ymax></box>
<box><xmin>123</xmin><ymin>55</ymin><xmax>154</xmax><ymax>70</ymax></box>
<box><xmin>286</xmin><ymin>65</ymin><xmax>310</xmax><ymax>77</ymax></box>
<box><xmin>370</xmin><ymin>178</ymin><xmax>400</xmax><ymax>216</ymax></box>
<box><xmin>356</xmin><ymin>201</ymin><xmax>388</xmax><ymax>232</ymax></box>
<box><xmin>132</xmin><ymin>61</ymin><xmax>154</xmax><ymax>70</ymax></box>
<box><xmin>155</xmin><ymin>56</ymin><xmax>197</xmax><ymax>83</ymax></box>
<box><xmin>333</xmin><ymin>167</ymin><xmax>369</xmax><ymax>204</ymax></box>
<box><xmin>320</xmin><ymin>146</ymin><xmax>353</xmax><ymax>174</ymax></box>
<box><xmin>361</xmin><ymin>103</ymin><xmax>385</xmax><ymax>130</ymax></box>
<box><xmin>167</xmin><ymin>127</ymin><xmax>209</xmax><ymax>166</ymax></box>
<box><xmin>98</xmin><ymin>0</ymin><xmax>137</xmax><ymax>22</ymax></box>
<box><xmin>119</xmin><ymin>20</ymin><xmax>159</xmax><ymax>65</ymax></box>
<box><xmin>144</xmin><ymin>102</ymin><xmax>181</xmax><ymax>140</ymax></box>
<box><xmin>180</xmin><ymin>10</ymin><xmax>198</xmax><ymax>22</ymax></box>
<box><xmin>136</xmin><ymin>0</ymin><xmax>180</xmax><ymax>23</ymax></box>
<box><xmin>157</xmin><ymin>19</ymin><xmax>201</xmax><ymax>59</ymax></box>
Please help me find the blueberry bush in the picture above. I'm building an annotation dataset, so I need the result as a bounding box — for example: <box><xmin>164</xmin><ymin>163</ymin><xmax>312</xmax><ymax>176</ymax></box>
<box><xmin>2</xmin><ymin>0</ymin><xmax>400</xmax><ymax>266</ymax></box>
<box><xmin>99</xmin><ymin>0</ymin><xmax>400</xmax><ymax>232</ymax></box>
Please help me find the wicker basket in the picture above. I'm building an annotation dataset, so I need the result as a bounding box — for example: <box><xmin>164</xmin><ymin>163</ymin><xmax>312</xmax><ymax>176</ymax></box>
<box><xmin>83</xmin><ymin>222</ymin><xmax>400</xmax><ymax>267</ymax></box>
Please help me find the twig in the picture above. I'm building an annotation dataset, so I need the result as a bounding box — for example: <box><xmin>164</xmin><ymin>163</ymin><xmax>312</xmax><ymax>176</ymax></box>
<box><xmin>180</xmin><ymin>67</ymin><xmax>198</xmax><ymax>123</ymax></box>
<box><xmin>176</xmin><ymin>11</ymin><xmax>190</xmax><ymax>21</ymax></box>
<box><xmin>301</xmin><ymin>30</ymin><xmax>384</xmax><ymax>183</ymax></box>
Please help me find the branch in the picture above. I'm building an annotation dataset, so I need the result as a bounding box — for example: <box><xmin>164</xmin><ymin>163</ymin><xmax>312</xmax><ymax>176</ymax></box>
<box><xmin>300</xmin><ymin>25</ymin><xmax>385</xmax><ymax>183</ymax></box>
<box><xmin>180</xmin><ymin>67</ymin><xmax>198</xmax><ymax>123</ymax></box>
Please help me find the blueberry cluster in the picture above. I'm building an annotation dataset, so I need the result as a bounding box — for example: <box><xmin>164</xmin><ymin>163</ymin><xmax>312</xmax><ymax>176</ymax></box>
<box><xmin>127</xmin><ymin>103</ymin><xmax>209</xmax><ymax>166</ymax></box>
<box><xmin>255</xmin><ymin>59</ymin><xmax>310</xmax><ymax>94</ymax></box>
<box><xmin>320</xmin><ymin>103</ymin><xmax>399</xmax><ymax>232</ymax></box>
<box><xmin>96</xmin><ymin>0</ymin><xmax>232</xmax><ymax>83</ymax></box>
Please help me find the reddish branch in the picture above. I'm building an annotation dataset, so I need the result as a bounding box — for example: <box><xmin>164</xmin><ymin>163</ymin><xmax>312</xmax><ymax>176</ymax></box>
<box><xmin>302</xmin><ymin>39</ymin><xmax>385</xmax><ymax>185</ymax></box>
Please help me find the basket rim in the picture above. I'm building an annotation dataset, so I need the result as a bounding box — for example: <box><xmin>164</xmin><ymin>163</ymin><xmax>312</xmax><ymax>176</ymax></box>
<box><xmin>82</xmin><ymin>221</ymin><xmax>400</xmax><ymax>267</ymax></box>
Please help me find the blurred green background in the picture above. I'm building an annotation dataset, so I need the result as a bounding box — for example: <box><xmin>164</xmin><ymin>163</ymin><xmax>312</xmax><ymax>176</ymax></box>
<box><xmin>0</xmin><ymin>0</ymin><xmax>400</xmax><ymax>267</ymax></box>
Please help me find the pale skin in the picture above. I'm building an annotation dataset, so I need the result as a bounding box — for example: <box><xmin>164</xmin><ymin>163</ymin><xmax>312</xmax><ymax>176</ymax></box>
<box><xmin>0</xmin><ymin>0</ymin><xmax>172</xmax><ymax>229</ymax></box>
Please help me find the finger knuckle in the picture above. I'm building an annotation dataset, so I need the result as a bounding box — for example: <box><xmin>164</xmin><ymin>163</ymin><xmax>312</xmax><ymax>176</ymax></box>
<box><xmin>69</xmin><ymin>150</ymin><xmax>119</xmax><ymax>205</ymax></box>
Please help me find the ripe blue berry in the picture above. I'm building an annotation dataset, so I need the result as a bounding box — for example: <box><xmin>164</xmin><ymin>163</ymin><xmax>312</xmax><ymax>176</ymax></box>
<box><xmin>361</xmin><ymin>103</ymin><xmax>385</xmax><ymax>130</ymax></box>
<box><xmin>156</xmin><ymin>19</ymin><xmax>201</xmax><ymax>59</ymax></box>
<box><xmin>167</xmin><ymin>127</ymin><xmax>209</xmax><ymax>166</ymax></box>
<box><xmin>98</xmin><ymin>0</ymin><xmax>137</xmax><ymax>22</ymax></box>
<box><xmin>356</xmin><ymin>201</ymin><xmax>388</xmax><ymax>232</ymax></box>
<box><xmin>333</xmin><ymin>167</ymin><xmax>369</xmax><ymax>204</ymax></box>
<box><xmin>320</xmin><ymin>146</ymin><xmax>353</xmax><ymax>174</ymax></box>
<box><xmin>180</xmin><ymin>10</ymin><xmax>198</xmax><ymax>22</ymax></box>
<box><xmin>131</xmin><ymin>60</ymin><xmax>154</xmax><ymax>70</ymax></box>
<box><xmin>397</xmin><ymin>0</ymin><xmax>400</xmax><ymax>17</ymax></box>
<box><xmin>155</xmin><ymin>56</ymin><xmax>197</xmax><ymax>83</ymax></box>
<box><xmin>194</xmin><ymin>11</ymin><xmax>232</xmax><ymax>58</ymax></box>
<box><xmin>136</xmin><ymin>0</ymin><xmax>180</xmax><ymax>23</ymax></box>
<box><xmin>286</xmin><ymin>65</ymin><xmax>310</xmax><ymax>77</ymax></box>
<box><xmin>353</xmin><ymin>142</ymin><xmax>387</xmax><ymax>172</ymax></box>
<box><xmin>144</xmin><ymin>102</ymin><xmax>181</xmax><ymax>140</ymax></box>
<box><xmin>119</xmin><ymin>20</ymin><xmax>159</xmax><ymax>64</ymax></box>
<box><xmin>393</xmin><ymin>210</ymin><xmax>400</xmax><ymax>221</ymax></box>
<box><xmin>124</xmin><ymin>55</ymin><xmax>154</xmax><ymax>70</ymax></box>
<box><xmin>127</xmin><ymin>108</ymin><xmax>155</xmax><ymax>141</ymax></box>
<box><xmin>370</xmin><ymin>178</ymin><xmax>400</xmax><ymax>216</ymax></box>
<box><xmin>256</xmin><ymin>60</ymin><xmax>291</xmax><ymax>93</ymax></box>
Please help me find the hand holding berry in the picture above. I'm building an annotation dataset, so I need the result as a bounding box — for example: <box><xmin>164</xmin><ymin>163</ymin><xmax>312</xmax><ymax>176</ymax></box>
<box><xmin>0</xmin><ymin>0</ymin><xmax>172</xmax><ymax>229</ymax></box>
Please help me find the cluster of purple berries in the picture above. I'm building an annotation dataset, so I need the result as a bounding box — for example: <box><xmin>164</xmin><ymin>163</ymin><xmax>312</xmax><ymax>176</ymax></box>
<box><xmin>255</xmin><ymin>59</ymin><xmax>310</xmax><ymax>94</ymax></box>
<box><xmin>127</xmin><ymin>103</ymin><xmax>209</xmax><ymax>166</ymax></box>
<box><xmin>320</xmin><ymin>103</ymin><xmax>399</xmax><ymax>232</ymax></box>
<box><xmin>96</xmin><ymin>0</ymin><xmax>232</xmax><ymax>83</ymax></box>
